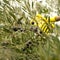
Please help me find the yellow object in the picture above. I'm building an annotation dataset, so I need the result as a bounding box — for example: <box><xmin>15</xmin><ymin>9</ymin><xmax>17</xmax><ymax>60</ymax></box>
<box><xmin>50</xmin><ymin>16</ymin><xmax>56</xmax><ymax>22</ymax></box>
<box><xmin>30</xmin><ymin>14</ymin><xmax>56</xmax><ymax>34</ymax></box>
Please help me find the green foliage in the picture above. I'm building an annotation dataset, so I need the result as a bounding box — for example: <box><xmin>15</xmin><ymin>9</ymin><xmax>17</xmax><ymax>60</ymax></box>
<box><xmin>0</xmin><ymin>0</ymin><xmax>60</xmax><ymax>60</ymax></box>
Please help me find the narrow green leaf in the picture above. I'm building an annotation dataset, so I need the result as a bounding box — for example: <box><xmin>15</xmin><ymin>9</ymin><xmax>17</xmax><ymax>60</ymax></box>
<box><xmin>7</xmin><ymin>17</ymin><xmax>13</xmax><ymax>24</ymax></box>
<box><xmin>3</xmin><ymin>28</ymin><xmax>12</xmax><ymax>33</ymax></box>
<box><xmin>3</xmin><ymin>0</ymin><xmax>9</xmax><ymax>5</ymax></box>
<box><xmin>9</xmin><ymin>11</ymin><xmax>16</xmax><ymax>20</ymax></box>
<box><xmin>17</xmin><ymin>17</ymin><xmax>23</xmax><ymax>24</ymax></box>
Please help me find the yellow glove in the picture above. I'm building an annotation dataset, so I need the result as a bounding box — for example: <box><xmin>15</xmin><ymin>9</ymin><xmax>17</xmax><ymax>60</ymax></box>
<box><xmin>30</xmin><ymin>14</ymin><xmax>56</xmax><ymax>34</ymax></box>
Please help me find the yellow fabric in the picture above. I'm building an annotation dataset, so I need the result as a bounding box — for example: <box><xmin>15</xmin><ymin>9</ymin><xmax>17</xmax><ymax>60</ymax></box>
<box><xmin>30</xmin><ymin>14</ymin><xmax>56</xmax><ymax>34</ymax></box>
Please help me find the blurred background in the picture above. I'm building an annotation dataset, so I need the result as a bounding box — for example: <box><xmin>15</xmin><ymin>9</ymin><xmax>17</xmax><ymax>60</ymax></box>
<box><xmin>0</xmin><ymin>0</ymin><xmax>60</xmax><ymax>60</ymax></box>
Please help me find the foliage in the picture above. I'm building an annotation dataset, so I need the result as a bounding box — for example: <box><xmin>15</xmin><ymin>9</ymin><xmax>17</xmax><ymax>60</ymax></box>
<box><xmin>0</xmin><ymin>0</ymin><xmax>60</xmax><ymax>60</ymax></box>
